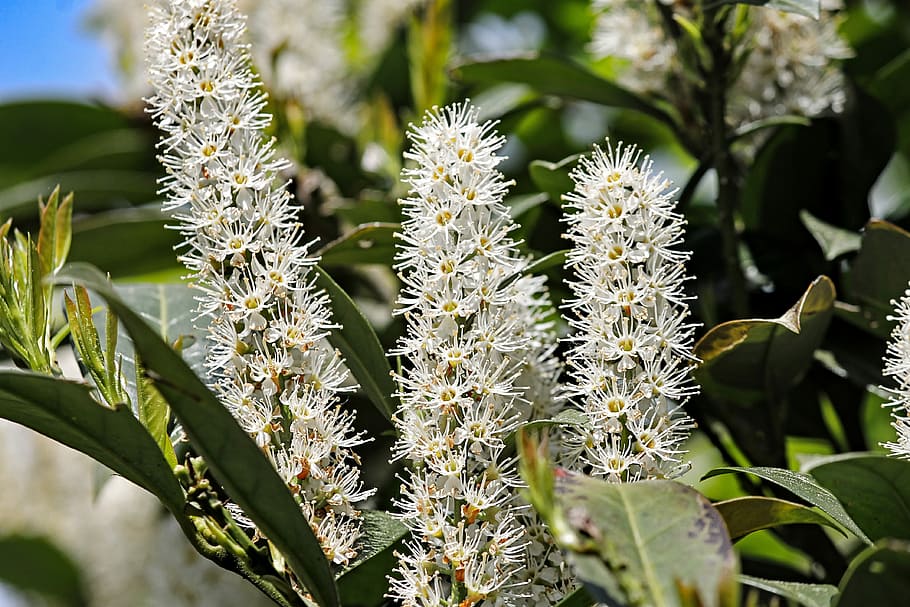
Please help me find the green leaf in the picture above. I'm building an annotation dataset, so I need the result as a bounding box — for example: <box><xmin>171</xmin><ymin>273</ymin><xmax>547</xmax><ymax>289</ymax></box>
<box><xmin>553</xmin><ymin>586</ymin><xmax>596</xmax><ymax>607</ymax></box>
<box><xmin>702</xmin><ymin>466</ymin><xmax>871</xmax><ymax>544</ymax></box>
<box><xmin>693</xmin><ymin>276</ymin><xmax>835</xmax><ymax>464</ymax></box>
<box><xmin>452</xmin><ymin>53</ymin><xmax>675</xmax><ymax>125</ymax></box>
<box><xmin>836</xmin><ymin>540</ymin><xmax>910</xmax><ymax>607</ymax></box>
<box><xmin>731</xmin><ymin>115</ymin><xmax>811</xmax><ymax>141</ymax></box>
<box><xmin>520</xmin><ymin>434</ymin><xmax>738</xmax><ymax>607</ymax></box>
<box><xmin>711</xmin><ymin>0</ymin><xmax>820</xmax><ymax>19</ymax></box>
<box><xmin>69</xmin><ymin>207</ymin><xmax>182</xmax><ymax>279</ymax></box>
<box><xmin>525</xmin><ymin>249</ymin><xmax>569</xmax><ymax>276</ymax></box>
<box><xmin>506</xmin><ymin>192</ymin><xmax>549</xmax><ymax>220</ymax></box>
<box><xmin>313</xmin><ymin>266</ymin><xmax>397</xmax><ymax>422</ymax></box>
<box><xmin>869</xmin><ymin>48</ymin><xmax>910</xmax><ymax>115</ymax></box>
<box><xmin>529</xmin><ymin>155</ymin><xmax>580</xmax><ymax>204</ymax></box>
<box><xmin>806</xmin><ymin>453</ymin><xmax>910</xmax><ymax>542</ymax></box>
<box><xmin>0</xmin><ymin>371</ymin><xmax>184</xmax><ymax>513</ymax></box>
<box><xmin>739</xmin><ymin>575</ymin><xmax>837</xmax><ymax>607</ymax></box>
<box><xmin>316</xmin><ymin>223</ymin><xmax>398</xmax><ymax>268</ymax></box>
<box><xmin>52</xmin><ymin>263</ymin><xmax>340</xmax><ymax>607</ymax></box>
<box><xmin>713</xmin><ymin>496</ymin><xmax>843</xmax><ymax>541</ymax></box>
<box><xmin>844</xmin><ymin>219</ymin><xmax>910</xmax><ymax>337</ymax></box>
<box><xmin>337</xmin><ymin>511</ymin><xmax>408</xmax><ymax>607</ymax></box>
<box><xmin>0</xmin><ymin>534</ymin><xmax>88</xmax><ymax>607</ymax></box>
<box><xmin>800</xmin><ymin>210</ymin><xmax>862</xmax><ymax>261</ymax></box>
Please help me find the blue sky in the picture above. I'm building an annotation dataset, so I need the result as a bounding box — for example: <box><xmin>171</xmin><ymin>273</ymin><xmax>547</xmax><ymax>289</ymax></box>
<box><xmin>0</xmin><ymin>0</ymin><xmax>116</xmax><ymax>101</ymax></box>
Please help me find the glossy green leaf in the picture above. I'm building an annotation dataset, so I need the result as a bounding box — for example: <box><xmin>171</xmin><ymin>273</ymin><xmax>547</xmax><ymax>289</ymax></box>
<box><xmin>694</xmin><ymin>276</ymin><xmax>835</xmax><ymax>464</ymax></box>
<box><xmin>806</xmin><ymin>453</ymin><xmax>910</xmax><ymax>542</ymax></box>
<box><xmin>520</xmin><ymin>434</ymin><xmax>738</xmax><ymax>607</ymax></box>
<box><xmin>739</xmin><ymin>575</ymin><xmax>837</xmax><ymax>607</ymax></box>
<box><xmin>506</xmin><ymin>192</ymin><xmax>548</xmax><ymax>220</ymax></box>
<box><xmin>836</xmin><ymin>540</ymin><xmax>910</xmax><ymax>607</ymax></box>
<box><xmin>337</xmin><ymin>510</ymin><xmax>408</xmax><ymax>607</ymax></box>
<box><xmin>529</xmin><ymin>155</ymin><xmax>579</xmax><ymax>204</ymax></box>
<box><xmin>800</xmin><ymin>210</ymin><xmax>862</xmax><ymax>261</ymax></box>
<box><xmin>452</xmin><ymin>53</ymin><xmax>675</xmax><ymax>125</ymax></box>
<box><xmin>712</xmin><ymin>0</ymin><xmax>820</xmax><ymax>19</ymax></box>
<box><xmin>713</xmin><ymin>496</ymin><xmax>843</xmax><ymax>541</ymax></box>
<box><xmin>316</xmin><ymin>222</ymin><xmax>398</xmax><ymax>267</ymax></box>
<box><xmin>0</xmin><ymin>371</ymin><xmax>184</xmax><ymax>513</ymax></box>
<box><xmin>313</xmin><ymin>266</ymin><xmax>396</xmax><ymax>422</ymax></box>
<box><xmin>702</xmin><ymin>466</ymin><xmax>870</xmax><ymax>544</ymax></box>
<box><xmin>69</xmin><ymin>207</ymin><xmax>182</xmax><ymax>279</ymax></box>
<box><xmin>0</xmin><ymin>534</ymin><xmax>88</xmax><ymax>607</ymax></box>
<box><xmin>52</xmin><ymin>263</ymin><xmax>339</xmax><ymax>607</ymax></box>
<box><xmin>844</xmin><ymin>219</ymin><xmax>910</xmax><ymax>336</ymax></box>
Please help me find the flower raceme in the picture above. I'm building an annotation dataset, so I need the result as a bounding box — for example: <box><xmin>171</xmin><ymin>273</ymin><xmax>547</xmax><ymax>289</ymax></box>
<box><xmin>882</xmin><ymin>286</ymin><xmax>910</xmax><ymax>458</ymax></box>
<box><xmin>145</xmin><ymin>0</ymin><xmax>372</xmax><ymax>565</ymax></box>
<box><xmin>561</xmin><ymin>141</ymin><xmax>698</xmax><ymax>482</ymax></box>
<box><xmin>388</xmin><ymin>103</ymin><xmax>572</xmax><ymax>606</ymax></box>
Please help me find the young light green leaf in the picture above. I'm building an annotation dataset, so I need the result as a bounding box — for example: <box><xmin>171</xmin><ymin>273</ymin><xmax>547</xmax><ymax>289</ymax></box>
<box><xmin>836</xmin><ymin>540</ymin><xmax>910</xmax><ymax>606</ymax></box>
<box><xmin>806</xmin><ymin>453</ymin><xmax>910</xmax><ymax>542</ymax></box>
<box><xmin>313</xmin><ymin>266</ymin><xmax>396</xmax><ymax>421</ymax></box>
<box><xmin>713</xmin><ymin>496</ymin><xmax>844</xmax><ymax>541</ymax></box>
<box><xmin>702</xmin><ymin>466</ymin><xmax>871</xmax><ymax>544</ymax></box>
<box><xmin>739</xmin><ymin>575</ymin><xmax>837</xmax><ymax>607</ymax></box>
<box><xmin>52</xmin><ymin>263</ymin><xmax>340</xmax><ymax>607</ymax></box>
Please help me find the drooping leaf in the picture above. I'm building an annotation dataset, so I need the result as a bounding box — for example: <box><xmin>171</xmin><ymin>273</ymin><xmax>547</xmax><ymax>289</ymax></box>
<box><xmin>0</xmin><ymin>371</ymin><xmax>184</xmax><ymax>514</ymax></box>
<box><xmin>337</xmin><ymin>510</ymin><xmax>408</xmax><ymax>607</ymax></box>
<box><xmin>0</xmin><ymin>534</ymin><xmax>88</xmax><ymax>607</ymax></box>
<box><xmin>694</xmin><ymin>276</ymin><xmax>835</xmax><ymax>465</ymax></box>
<box><xmin>52</xmin><ymin>263</ymin><xmax>339</xmax><ymax>607</ymax></box>
<box><xmin>520</xmin><ymin>433</ymin><xmax>738</xmax><ymax>607</ymax></box>
<box><xmin>702</xmin><ymin>466</ymin><xmax>870</xmax><ymax>544</ymax></box>
<box><xmin>800</xmin><ymin>210</ymin><xmax>862</xmax><ymax>261</ymax></box>
<box><xmin>739</xmin><ymin>575</ymin><xmax>837</xmax><ymax>607</ymax></box>
<box><xmin>313</xmin><ymin>266</ymin><xmax>397</xmax><ymax>422</ymax></box>
<box><xmin>713</xmin><ymin>496</ymin><xmax>843</xmax><ymax>541</ymax></box>
<box><xmin>844</xmin><ymin>219</ymin><xmax>910</xmax><ymax>336</ymax></box>
<box><xmin>529</xmin><ymin>155</ymin><xmax>579</xmax><ymax>204</ymax></box>
<box><xmin>316</xmin><ymin>223</ymin><xmax>398</xmax><ymax>268</ymax></box>
<box><xmin>452</xmin><ymin>53</ymin><xmax>676</xmax><ymax>126</ymax></box>
<box><xmin>806</xmin><ymin>453</ymin><xmax>910</xmax><ymax>542</ymax></box>
<box><xmin>836</xmin><ymin>540</ymin><xmax>910</xmax><ymax>607</ymax></box>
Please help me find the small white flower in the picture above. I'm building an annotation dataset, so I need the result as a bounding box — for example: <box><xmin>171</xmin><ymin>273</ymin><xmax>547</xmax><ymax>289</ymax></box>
<box><xmin>561</xmin><ymin>140</ymin><xmax>698</xmax><ymax>481</ymax></box>
<box><xmin>882</xmin><ymin>286</ymin><xmax>910</xmax><ymax>458</ymax></box>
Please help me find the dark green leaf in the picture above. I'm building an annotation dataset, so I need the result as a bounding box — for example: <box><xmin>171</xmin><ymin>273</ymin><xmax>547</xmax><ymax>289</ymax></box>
<box><xmin>713</xmin><ymin>496</ymin><xmax>843</xmax><ymax>541</ymax></box>
<box><xmin>836</xmin><ymin>540</ymin><xmax>910</xmax><ymax>607</ymax></box>
<box><xmin>693</xmin><ymin>276</ymin><xmax>835</xmax><ymax>465</ymax></box>
<box><xmin>702</xmin><ymin>466</ymin><xmax>870</xmax><ymax>544</ymax></box>
<box><xmin>868</xmin><ymin>48</ymin><xmax>910</xmax><ymax>115</ymax></box>
<box><xmin>313</xmin><ymin>267</ymin><xmax>396</xmax><ymax>422</ymax></box>
<box><xmin>800</xmin><ymin>210</ymin><xmax>862</xmax><ymax>261</ymax></box>
<box><xmin>0</xmin><ymin>371</ymin><xmax>184</xmax><ymax>513</ymax></box>
<box><xmin>52</xmin><ymin>263</ymin><xmax>339</xmax><ymax>607</ymax></box>
<box><xmin>844</xmin><ymin>219</ymin><xmax>910</xmax><ymax>336</ymax></box>
<box><xmin>806</xmin><ymin>453</ymin><xmax>910</xmax><ymax>542</ymax></box>
<box><xmin>520</xmin><ymin>434</ymin><xmax>739</xmax><ymax>607</ymax></box>
<box><xmin>739</xmin><ymin>574</ymin><xmax>837</xmax><ymax>607</ymax></box>
<box><xmin>452</xmin><ymin>53</ymin><xmax>675</xmax><ymax>125</ymax></box>
<box><xmin>317</xmin><ymin>223</ymin><xmax>398</xmax><ymax>267</ymax></box>
<box><xmin>553</xmin><ymin>586</ymin><xmax>596</xmax><ymax>607</ymax></box>
<box><xmin>337</xmin><ymin>511</ymin><xmax>408</xmax><ymax>607</ymax></box>
<box><xmin>529</xmin><ymin>155</ymin><xmax>579</xmax><ymax>204</ymax></box>
<box><xmin>731</xmin><ymin>115</ymin><xmax>811</xmax><ymax>141</ymax></box>
<box><xmin>0</xmin><ymin>534</ymin><xmax>87</xmax><ymax>607</ymax></box>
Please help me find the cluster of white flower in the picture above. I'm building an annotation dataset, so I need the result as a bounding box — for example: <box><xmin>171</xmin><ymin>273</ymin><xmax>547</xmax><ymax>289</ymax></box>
<box><xmin>561</xmin><ymin>141</ymin><xmax>697</xmax><ymax>482</ymax></box>
<box><xmin>244</xmin><ymin>0</ymin><xmax>356</xmax><ymax>132</ymax></box>
<box><xmin>388</xmin><ymin>103</ymin><xmax>572</xmax><ymax>606</ymax></box>
<box><xmin>882</xmin><ymin>286</ymin><xmax>910</xmax><ymax>458</ymax></box>
<box><xmin>589</xmin><ymin>1</ymin><xmax>851</xmax><ymax>126</ymax></box>
<box><xmin>145</xmin><ymin>0</ymin><xmax>372</xmax><ymax>565</ymax></box>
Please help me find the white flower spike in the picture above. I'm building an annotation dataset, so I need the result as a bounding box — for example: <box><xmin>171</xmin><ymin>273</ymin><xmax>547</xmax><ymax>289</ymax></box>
<box><xmin>882</xmin><ymin>286</ymin><xmax>910</xmax><ymax>458</ymax></box>
<box><xmin>389</xmin><ymin>102</ymin><xmax>572</xmax><ymax>606</ymax></box>
<box><xmin>145</xmin><ymin>0</ymin><xmax>372</xmax><ymax>565</ymax></box>
<box><xmin>561</xmin><ymin>140</ymin><xmax>698</xmax><ymax>482</ymax></box>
